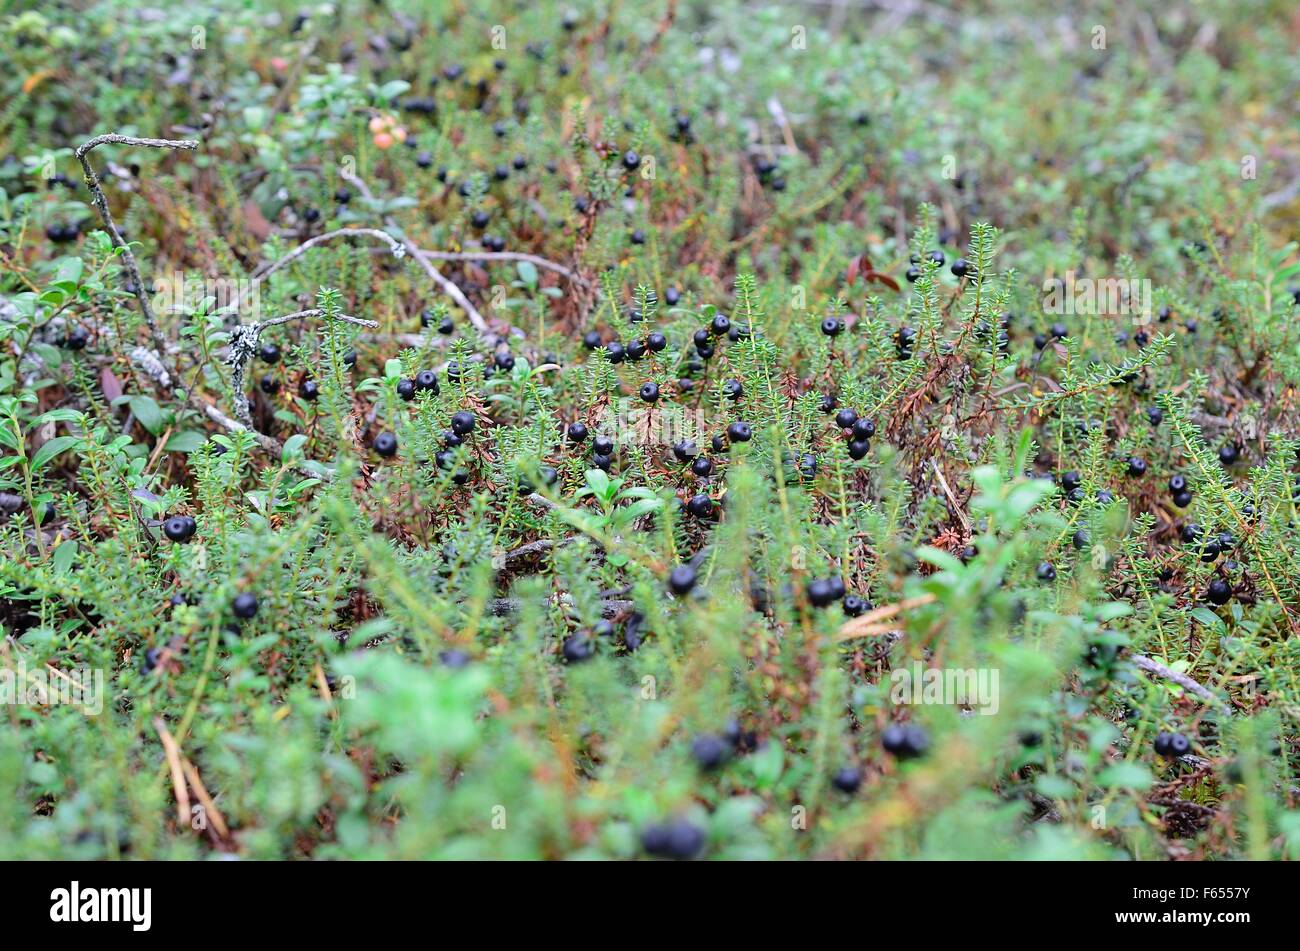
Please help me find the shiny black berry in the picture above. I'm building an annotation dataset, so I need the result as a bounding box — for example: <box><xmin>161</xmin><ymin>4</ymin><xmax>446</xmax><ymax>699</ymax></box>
<box><xmin>450</xmin><ymin>411</ymin><xmax>476</xmax><ymax>435</ymax></box>
<box><xmin>1206</xmin><ymin>578</ymin><xmax>1232</xmax><ymax>605</ymax></box>
<box><xmin>842</xmin><ymin>595</ymin><xmax>870</xmax><ymax>617</ymax></box>
<box><xmin>686</xmin><ymin>494</ymin><xmax>713</xmax><ymax>518</ymax></box>
<box><xmin>726</xmin><ymin>421</ymin><xmax>752</xmax><ymax>443</ymax></box>
<box><xmin>806</xmin><ymin>579</ymin><xmax>836</xmax><ymax>608</ymax></box>
<box><xmin>163</xmin><ymin>515</ymin><xmax>195</xmax><ymax>543</ymax></box>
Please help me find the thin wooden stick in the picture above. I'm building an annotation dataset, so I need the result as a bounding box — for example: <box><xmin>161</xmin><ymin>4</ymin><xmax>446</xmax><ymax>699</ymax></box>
<box><xmin>835</xmin><ymin>593</ymin><xmax>937</xmax><ymax>641</ymax></box>
<box><xmin>74</xmin><ymin>134</ymin><xmax>198</xmax><ymax>364</ymax></box>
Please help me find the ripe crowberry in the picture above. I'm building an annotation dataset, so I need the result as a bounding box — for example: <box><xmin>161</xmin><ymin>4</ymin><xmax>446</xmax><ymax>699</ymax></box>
<box><xmin>567</xmin><ymin>422</ymin><xmax>588</xmax><ymax>443</ymax></box>
<box><xmin>450</xmin><ymin>411</ymin><xmax>476</xmax><ymax>435</ymax></box>
<box><xmin>397</xmin><ymin>379</ymin><xmax>417</xmax><ymax>401</ymax></box>
<box><xmin>806</xmin><ymin>579</ymin><xmax>836</xmax><ymax>608</ymax></box>
<box><xmin>1206</xmin><ymin>578</ymin><xmax>1232</xmax><ymax>605</ymax></box>
<box><xmin>851</xmin><ymin>417</ymin><xmax>875</xmax><ymax>440</ymax></box>
<box><xmin>686</xmin><ymin>494</ymin><xmax>713</xmax><ymax>518</ymax></box>
<box><xmin>163</xmin><ymin>515</ymin><xmax>196</xmax><ymax>543</ymax></box>
<box><xmin>668</xmin><ymin>564</ymin><xmax>697</xmax><ymax>595</ymax></box>
<box><xmin>641</xmin><ymin>818</ymin><xmax>704</xmax><ymax>860</ymax></box>
<box><xmin>842</xmin><ymin>595</ymin><xmax>870</xmax><ymax>617</ymax></box>
<box><xmin>562</xmin><ymin>633</ymin><xmax>596</xmax><ymax>663</ymax></box>
<box><xmin>831</xmin><ymin>765</ymin><xmax>863</xmax><ymax>793</ymax></box>
<box><xmin>373</xmin><ymin>432</ymin><xmax>398</xmax><ymax>457</ymax></box>
<box><xmin>691</xmin><ymin>733</ymin><xmax>730</xmax><ymax>770</ymax></box>
<box><xmin>639</xmin><ymin>381</ymin><xmax>659</xmax><ymax>403</ymax></box>
<box><xmin>232</xmin><ymin>592</ymin><xmax>259</xmax><ymax>619</ymax></box>
<box><xmin>726</xmin><ymin>421</ymin><xmax>752</xmax><ymax>443</ymax></box>
<box><xmin>881</xmin><ymin>723</ymin><xmax>929</xmax><ymax>759</ymax></box>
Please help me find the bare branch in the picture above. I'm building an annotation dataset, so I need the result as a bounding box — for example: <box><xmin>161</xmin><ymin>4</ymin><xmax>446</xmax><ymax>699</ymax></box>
<box><xmin>414</xmin><ymin>248</ymin><xmax>587</xmax><ymax>286</ymax></box>
<box><xmin>74</xmin><ymin>133</ymin><xmax>198</xmax><ymax>362</ymax></box>
<box><xmin>338</xmin><ymin>169</ymin><xmax>502</xmax><ymax>343</ymax></box>
<box><xmin>226</xmin><ymin>309</ymin><xmax>376</xmax><ymax>428</ymax></box>
<box><xmin>1131</xmin><ymin>654</ymin><xmax>1233</xmax><ymax>712</ymax></box>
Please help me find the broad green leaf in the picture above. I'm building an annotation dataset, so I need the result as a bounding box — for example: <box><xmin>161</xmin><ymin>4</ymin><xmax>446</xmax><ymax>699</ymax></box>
<box><xmin>127</xmin><ymin>394</ymin><xmax>164</xmax><ymax>434</ymax></box>
<box><xmin>31</xmin><ymin>435</ymin><xmax>79</xmax><ymax>471</ymax></box>
<box><xmin>164</xmin><ymin>430</ymin><xmax>207</xmax><ymax>453</ymax></box>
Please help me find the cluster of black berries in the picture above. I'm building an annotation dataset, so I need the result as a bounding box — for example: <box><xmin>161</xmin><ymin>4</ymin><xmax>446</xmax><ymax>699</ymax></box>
<box><xmin>1154</xmin><ymin>731</ymin><xmax>1190</xmax><ymax>758</ymax></box>
<box><xmin>881</xmin><ymin>722</ymin><xmax>929</xmax><ymax>759</ymax></box>
<box><xmin>162</xmin><ymin>514</ymin><xmax>198</xmax><ymax>543</ymax></box>
<box><xmin>904</xmin><ymin>249</ymin><xmax>948</xmax><ymax>283</ymax></box>
<box><xmin>46</xmin><ymin>221</ymin><xmax>82</xmax><ymax>243</ymax></box>
<box><xmin>828</xmin><ymin>406</ymin><xmax>875</xmax><ymax>461</ymax></box>
<box><xmin>804</xmin><ymin>576</ymin><xmax>872</xmax><ymax>617</ymax></box>
<box><xmin>690</xmin><ymin>717</ymin><xmax>758</xmax><ymax>770</ymax></box>
<box><xmin>421</xmin><ymin>309</ymin><xmax>456</xmax><ymax>335</ymax></box>
<box><xmin>563</xmin><ymin>613</ymin><xmax>646</xmax><ymax>661</ymax></box>
<box><xmin>396</xmin><ymin>368</ymin><xmax>441</xmax><ymax>401</ymax></box>
<box><xmin>641</xmin><ymin>817</ymin><xmax>705</xmax><ymax>860</ymax></box>
<box><xmin>1168</xmin><ymin>473</ymin><xmax>1191</xmax><ymax>508</ymax></box>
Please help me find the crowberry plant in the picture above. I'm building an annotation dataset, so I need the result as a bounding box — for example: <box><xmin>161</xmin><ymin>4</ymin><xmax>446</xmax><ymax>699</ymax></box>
<box><xmin>0</xmin><ymin>0</ymin><xmax>1295</xmax><ymax>869</ymax></box>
